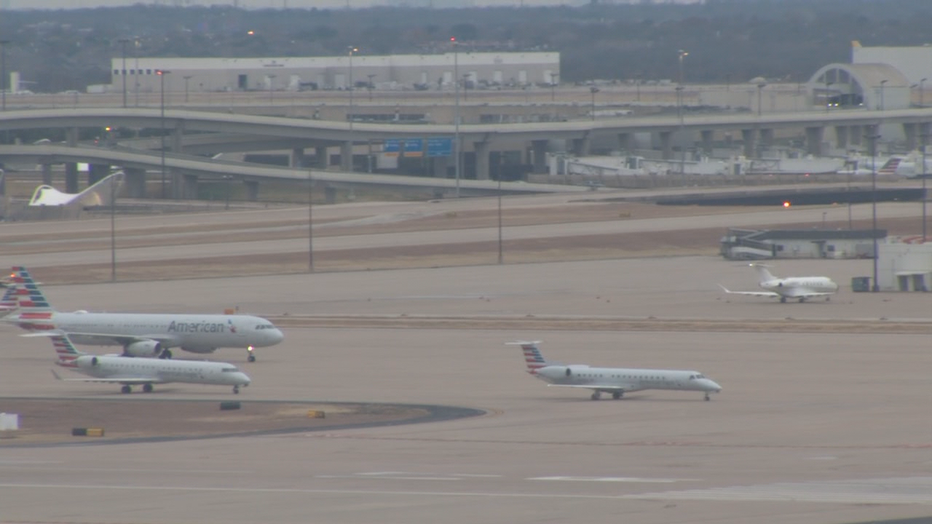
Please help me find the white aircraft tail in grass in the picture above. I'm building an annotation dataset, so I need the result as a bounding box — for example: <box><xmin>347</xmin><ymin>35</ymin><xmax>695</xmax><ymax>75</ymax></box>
<box><xmin>29</xmin><ymin>171</ymin><xmax>125</xmax><ymax>207</ymax></box>
<box><xmin>719</xmin><ymin>263</ymin><xmax>839</xmax><ymax>303</ymax></box>
<box><xmin>508</xmin><ymin>341</ymin><xmax>721</xmax><ymax>401</ymax></box>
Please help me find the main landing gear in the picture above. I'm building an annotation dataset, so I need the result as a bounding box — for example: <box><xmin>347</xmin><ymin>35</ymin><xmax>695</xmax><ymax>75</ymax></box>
<box><xmin>159</xmin><ymin>349</ymin><xmax>173</xmax><ymax>359</ymax></box>
<box><xmin>120</xmin><ymin>384</ymin><xmax>154</xmax><ymax>394</ymax></box>
<box><xmin>704</xmin><ymin>392</ymin><xmax>711</xmax><ymax>401</ymax></box>
<box><xmin>591</xmin><ymin>391</ymin><xmax>625</xmax><ymax>400</ymax></box>
<box><xmin>247</xmin><ymin>346</ymin><xmax>256</xmax><ymax>363</ymax></box>
<box><xmin>233</xmin><ymin>385</ymin><xmax>240</xmax><ymax>394</ymax></box>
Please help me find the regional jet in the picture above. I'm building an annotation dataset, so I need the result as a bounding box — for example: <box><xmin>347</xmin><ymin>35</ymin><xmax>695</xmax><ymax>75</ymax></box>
<box><xmin>45</xmin><ymin>332</ymin><xmax>251</xmax><ymax>394</ymax></box>
<box><xmin>28</xmin><ymin>171</ymin><xmax>124</xmax><ymax>207</ymax></box>
<box><xmin>509</xmin><ymin>341</ymin><xmax>722</xmax><ymax>401</ymax></box>
<box><xmin>5</xmin><ymin>266</ymin><xmax>284</xmax><ymax>361</ymax></box>
<box><xmin>719</xmin><ymin>263</ymin><xmax>838</xmax><ymax>303</ymax></box>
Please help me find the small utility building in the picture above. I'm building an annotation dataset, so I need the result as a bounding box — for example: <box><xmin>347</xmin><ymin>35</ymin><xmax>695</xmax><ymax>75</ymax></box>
<box><xmin>721</xmin><ymin>228</ymin><xmax>885</xmax><ymax>260</ymax></box>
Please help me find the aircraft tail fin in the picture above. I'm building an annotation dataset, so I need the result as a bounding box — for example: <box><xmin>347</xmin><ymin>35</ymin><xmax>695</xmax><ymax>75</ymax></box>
<box><xmin>878</xmin><ymin>157</ymin><xmax>901</xmax><ymax>175</ymax></box>
<box><xmin>49</xmin><ymin>332</ymin><xmax>84</xmax><ymax>367</ymax></box>
<box><xmin>9</xmin><ymin>266</ymin><xmax>53</xmax><ymax>312</ymax></box>
<box><xmin>0</xmin><ymin>283</ymin><xmax>18</xmax><ymax>316</ymax></box>
<box><xmin>749</xmin><ymin>263</ymin><xmax>777</xmax><ymax>284</ymax></box>
<box><xmin>507</xmin><ymin>340</ymin><xmax>551</xmax><ymax>374</ymax></box>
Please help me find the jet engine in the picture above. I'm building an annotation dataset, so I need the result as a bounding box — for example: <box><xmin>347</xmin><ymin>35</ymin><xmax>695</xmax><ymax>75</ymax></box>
<box><xmin>123</xmin><ymin>340</ymin><xmax>162</xmax><ymax>358</ymax></box>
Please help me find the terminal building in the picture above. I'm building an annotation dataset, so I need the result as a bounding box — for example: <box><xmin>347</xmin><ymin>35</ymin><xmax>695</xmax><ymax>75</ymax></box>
<box><xmin>109</xmin><ymin>52</ymin><xmax>560</xmax><ymax>94</ymax></box>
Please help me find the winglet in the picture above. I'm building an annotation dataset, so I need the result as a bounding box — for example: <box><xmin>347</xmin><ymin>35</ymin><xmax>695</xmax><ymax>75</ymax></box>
<box><xmin>51</xmin><ymin>369</ymin><xmax>63</xmax><ymax>381</ymax></box>
<box><xmin>718</xmin><ymin>284</ymin><xmax>733</xmax><ymax>294</ymax></box>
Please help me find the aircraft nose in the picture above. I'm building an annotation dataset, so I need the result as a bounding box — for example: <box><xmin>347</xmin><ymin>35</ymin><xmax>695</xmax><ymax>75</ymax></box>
<box><xmin>709</xmin><ymin>380</ymin><xmax>722</xmax><ymax>392</ymax></box>
<box><xmin>241</xmin><ymin>374</ymin><xmax>251</xmax><ymax>386</ymax></box>
<box><xmin>270</xmin><ymin>328</ymin><xmax>285</xmax><ymax>344</ymax></box>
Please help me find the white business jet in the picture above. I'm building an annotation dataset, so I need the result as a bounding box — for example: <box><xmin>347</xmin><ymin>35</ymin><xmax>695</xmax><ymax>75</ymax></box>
<box><xmin>5</xmin><ymin>266</ymin><xmax>284</xmax><ymax>362</ymax></box>
<box><xmin>719</xmin><ymin>263</ymin><xmax>838</xmax><ymax>303</ymax></box>
<box><xmin>509</xmin><ymin>341</ymin><xmax>722</xmax><ymax>401</ymax></box>
<box><xmin>44</xmin><ymin>331</ymin><xmax>250</xmax><ymax>394</ymax></box>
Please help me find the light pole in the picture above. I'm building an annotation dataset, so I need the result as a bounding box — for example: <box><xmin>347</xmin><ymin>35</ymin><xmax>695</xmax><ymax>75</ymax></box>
<box><xmin>0</xmin><ymin>39</ymin><xmax>9</xmax><ymax>111</ymax></box>
<box><xmin>920</xmin><ymin>78</ymin><xmax>927</xmax><ymax>108</ymax></box>
<box><xmin>879</xmin><ymin>79</ymin><xmax>888</xmax><ymax>111</ymax></box>
<box><xmin>183</xmin><ymin>75</ymin><xmax>192</xmax><ymax>103</ymax></box>
<box><xmin>157</xmin><ymin>69</ymin><xmax>171</xmax><ymax>199</ymax></box>
<box><xmin>367</xmin><ymin>74</ymin><xmax>375</xmax><ymax>101</ymax></box>
<box><xmin>497</xmin><ymin>172</ymin><xmax>503</xmax><ymax>265</ymax></box>
<box><xmin>677</xmin><ymin>49</ymin><xmax>688</xmax><ymax>86</ymax></box>
<box><xmin>223</xmin><ymin>174</ymin><xmax>232</xmax><ymax>210</ymax></box>
<box><xmin>757</xmin><ymin>82</ymin><xmax>766</xmax><ymax>116</ymax></box>
<box><xmin>268</xmin><ymin>74</ymin><xmax>276</xmax><ymax>105</ymax></box>
<box><xmin>676</xmin><ymin>85</ymin><xmax>685</xmax><ymax>174</ymax></box>
<box><xmin>589</xmin><ymin>86</ymin><xmax>599</xmax><ymax>120</ymax></box>
<box><xmin>452</xmin><ymin>36</ymin><xmax>461</xmax><ymax>198</ymax></box>
<box><xmin>347</xmin><ymin>46</ymin><xmax>357</xmax><ymax>127</ymax></box>
<box><xmin>307</xmin><ymin>170</ymin><xmax>314</xmax><ymax>272</ymax></box>
<box><xmin>118</xmin><ymin>38</ymin><xmax>129</xmax><ymax>108</ymax></box>
<box><xmin>550</xmin><ymin>73</ymin><xmax>558</xmax><ymax>102</ymax></box>
<box><xmin>110</xmin><ymin>172</ymin><xmax>118</xmax><ymax>282</ymax></box>
<box><xmin>868</xmin><ymin>131</ymin><xmax>881</xmax><ymax>292</ymax></box>
<box><xmin>133</xmin><ymin>37</ymin><xmax>140</xmax><ymax>107</ymax></box>
<box><xmin>921</xmin><ymin>132</ymin><xmax>928</xmax><ymax>242</ymax></box>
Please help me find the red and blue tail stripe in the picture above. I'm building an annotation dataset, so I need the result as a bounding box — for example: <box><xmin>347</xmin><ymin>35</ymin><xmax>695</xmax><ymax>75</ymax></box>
<box><xmin>51</xmin><ymin>334</ymin><xmax>82</xmax><ymax>368</ymax></box>
<box><xmin>9</xmin><ymin>267</ymin><xmax>52</xmax><ymax>311</ymax></box>
<box><xmin>508</xmin><ymin>340</ymin><xmax>548</xmax><ymax>375</ymax></box>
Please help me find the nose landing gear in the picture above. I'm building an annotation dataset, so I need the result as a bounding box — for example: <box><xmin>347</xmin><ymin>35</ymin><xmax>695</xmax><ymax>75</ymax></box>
<box><xmin>247</xmin><ymin>346</ymin><xmax>256</xmax><ymax>363</ymax></box>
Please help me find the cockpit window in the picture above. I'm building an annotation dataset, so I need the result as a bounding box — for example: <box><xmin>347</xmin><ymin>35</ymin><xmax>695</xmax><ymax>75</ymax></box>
<box><xmin>221</xmin><ymin>367</ymin><xmax>239</xmax><ymax>372</ymax></box>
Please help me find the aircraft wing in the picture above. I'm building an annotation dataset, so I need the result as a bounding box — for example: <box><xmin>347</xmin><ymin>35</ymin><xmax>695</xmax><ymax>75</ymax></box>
<box><xmin>25</xmin><ymin>331</ymin><xmax>174</xmax><ymax>346</ymax></box>
<box><xmin>782</xmin><ymin>290</ymin><xmax>834</xmax><ymax>298</ymax></box>
<box><xmin>51</xmin><ymin>370</ymin><xmax>164</xmax><ymax>384</ymax></box>
<box><xmin>547</xmin><ymin>384</ymin><xmax>643</xmax><ymax>392</ymax></box>
<box><xmin>718</xmin><ymin>285</ymin><xmax>780</xmax><ymax>298</ymax></box>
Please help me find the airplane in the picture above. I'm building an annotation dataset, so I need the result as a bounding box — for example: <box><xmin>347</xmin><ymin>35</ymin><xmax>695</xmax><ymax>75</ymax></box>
<box><xmin>4</xmin><ymin>266</ymin><xmax>284</xmax><ymax>362</ymax></box>
<box><xmin>893</xmin><ymin>153</ymin><xmax>932</xmax><ymax>178</ymax></box>
<box><xmin>28</xmin><ymin>171</ymin><xmax>124</xmax><ymax>207</ymax></box>
<box><xmin>508</xmin><ymin>340</ymin><xmax>722</xmax><ymax>401</ymax></box>
<box><xmin>719</xmin><ymin>263</ymin><xmax>839</xmax><ymax>303</ymax></box>
<box><xmin>44</xmin><ymin>331</ymin><xmax>251</xmax><ymax>394</ymax></box>
<box><xmin>836</xmin><ymin>157</ymin><xmax>901</xmax><ymax>176</ymax></box>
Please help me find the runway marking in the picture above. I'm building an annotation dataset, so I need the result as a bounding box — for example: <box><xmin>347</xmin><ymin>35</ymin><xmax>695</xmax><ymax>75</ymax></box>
<box><xmin>316</xmin><ymin>471</ymin><xmax>503</xmax><ymax>481</ymax></box>
<box><xmin>0</xmin><ymin>482</ymin><xmax>657</xmax><ymax>501</ymax></box>
<box><xmin>317</xmin><ymin>475</ymin><xmax>462</xmax><ymax>481</ymax></box>
<box><xmin>530</xmin><ymin>476</ymin><xmax>697</xmax><ymax>483</ymax></box>
<box><xmin>628</xmin><ymin>477</ymin><xmax>932</xmax><ymax>505</ymax></box>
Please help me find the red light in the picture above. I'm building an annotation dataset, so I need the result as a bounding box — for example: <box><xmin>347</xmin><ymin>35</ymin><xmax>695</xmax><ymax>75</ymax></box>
<box><xmin>783</xmin><ymin>201</ymin><xmax>791</xmax><ymax>208</ymax></box>
<box><xmin>450</xmin><ymin>37</ymin><xmax>456</xmax><ymax>42</ymax></box>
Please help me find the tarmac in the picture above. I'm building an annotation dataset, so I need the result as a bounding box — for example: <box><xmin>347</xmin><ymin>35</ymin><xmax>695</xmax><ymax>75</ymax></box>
<box><xmin>0</xmin><ymin>190</ymin><xmax>930</xmax><ymax>524</ymax></box>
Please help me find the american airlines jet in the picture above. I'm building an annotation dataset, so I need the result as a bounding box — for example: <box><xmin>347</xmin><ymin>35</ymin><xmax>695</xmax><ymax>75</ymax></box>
<box><xmin>5</xmin><ymin>267</ymin><xmax>284</xmax><ymax>361</ymax></box>
<box><xmin>46</xmin><ymin>332</ymin><xmax>251</xmax><ymax>394</ymax></box>
<box><xmin>510</xmin><ymin>341</ymin><xmax>722</xmax><ymax>401</ymax></box>
<box><xmin>719</xmin><ymin>263</ymin><xmax>839</xmax><ymax>303</ymax></box>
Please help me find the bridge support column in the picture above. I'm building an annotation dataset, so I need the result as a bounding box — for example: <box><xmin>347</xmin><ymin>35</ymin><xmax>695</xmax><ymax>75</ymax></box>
<box><xmin>571</xmin><ymin>135</ymin><xmax>591</xmax><ymax>157</ymax></box>
<box><xmin>903</xmin><ymin>123</ymin><xmax>918</xmax><ymax>151</ymax></box>
<box><xmin>340</xmin><ymin>141</ymin><xmax>353</xmax><ymax>172</ymax></box>
<box><xmin>700</xmin><ymin>130</ymin><xmax>714</xmax><ymax>156</ymax></box>
<box><xmin>124</xmin><ymin>167</ymin><xmax>147</xmax><ymax>198</ymax></box>
<box><xmin>244</xmin><ymin>180</ymin><xmax>259</xmax><ymax>202</ymax></box>
<box><xmin>292</xmin><ymin>147</ymin><xmax>306</xmax><ymax>168</ymax></box>
<box><xmin>65</xmin><ymin>163</ymin><xmax>79</xmax><ymax>193</ymax></box>
<box><xmin>659</xmin><ymin>131</ymin><xmax>673</xmax><ymax>160</ymax></box>
<box><xmin>531</xmin><ymin>139</ymin><xmax>549</xmax><ymax>173</ymax></box>
<box><xmin>432</xmin><ymin>155</ymin><xmax>450</xmax><ymax>178</ymax></box>
<box><xmin>179</xmin><ymin>173</ymin><xmax>198</xmax><ymax>200</ymax></box>
<box><xmin>171</xmin><ymin>121</ymin><xmax>184</xmax><ymax>153</ymax></box>
<box><xmin>834</xmin><ymin>126</ymin><xmax>849</xmax><ymax>150</ymax></box>
<box><xmin>315</xmin><ymin>146</ymin><xmax>328</xmax><ymax>168</ymax></box>
<box><xmin>474</xmin><ymin>140</ymin><xmax>491</xmax><ymax>180</ymax></box>
<box><xmin>616</xmin><ymin>133</ymin><xmax>634</xmax><ymax>154</ymax></box>
<box><xmin>41</xmin><ymin>164</ymin><xmax>53</xmax><ymax>185</ymax></box>
<box><xmin>759</xmin><ymin>128</ymin><xmax>774</xmax><ymax>151</ymax></box>
<box><xmin>88</xmin><ymin>164</ymin><xmax>110</xmax><ymax>186</ymax></box>
<box><xmin>849</xmin><ymin>125</ymin><xmax>862</xmax><ymax>147</ymax></box>
<box><xmin>805</xmin><ymin>126</ymin><xmax>824</xmax><ymax>156</ymax></box>
<box><xmin>741</xmin><ymin>129</ymin><xmax>757</xmax><ymax>158</ymax></box>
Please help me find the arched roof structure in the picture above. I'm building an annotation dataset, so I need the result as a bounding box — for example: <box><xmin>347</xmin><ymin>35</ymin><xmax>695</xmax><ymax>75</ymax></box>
<box><xmin>809</xmin><ymin>63</ymin><xmax>910</xmax><ymax>110</ymax></box>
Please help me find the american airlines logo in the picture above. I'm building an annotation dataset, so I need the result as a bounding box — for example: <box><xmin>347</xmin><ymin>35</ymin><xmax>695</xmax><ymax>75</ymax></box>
<box><xmin>167</xmin><ymin>321</ymin><xmax>227</xmax><ymax>333</ymax></box>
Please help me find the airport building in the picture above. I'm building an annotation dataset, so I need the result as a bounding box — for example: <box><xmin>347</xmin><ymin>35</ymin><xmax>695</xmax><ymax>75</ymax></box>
<box><xmin>109</xmin><ymin>52</ymin><xmax>560</xmax><ymax>94</ymax></box>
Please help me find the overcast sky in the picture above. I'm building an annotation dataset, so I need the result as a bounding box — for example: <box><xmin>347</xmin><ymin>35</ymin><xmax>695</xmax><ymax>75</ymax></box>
<box><xmin>2</xmin><ymin>0</ymin><xmax>652</xmax><ymax>9</ymax></box>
